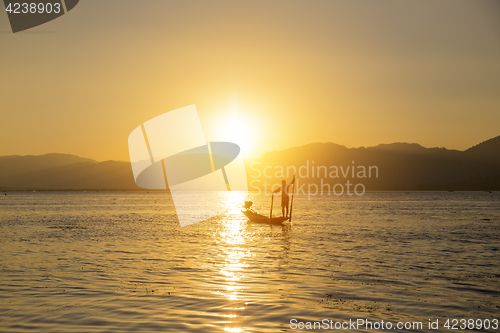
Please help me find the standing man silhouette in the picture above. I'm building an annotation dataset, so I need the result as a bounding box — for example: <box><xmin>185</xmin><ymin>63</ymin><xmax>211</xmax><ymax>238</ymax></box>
<box><xmin>273</xmin><ymin>175</ymin><xmax>295</xmax><ymax>217</ymax></box>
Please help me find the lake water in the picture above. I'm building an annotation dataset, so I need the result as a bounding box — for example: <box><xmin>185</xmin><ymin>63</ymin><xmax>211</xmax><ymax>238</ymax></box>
<box><xmin>1</xmin><ymin>191</ymin><xmax>499</xmax><ymax>332</ymax></box>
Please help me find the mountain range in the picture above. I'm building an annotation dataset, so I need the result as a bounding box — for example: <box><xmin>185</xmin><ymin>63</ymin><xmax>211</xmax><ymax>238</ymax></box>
<box><xmin>0</xmin><ymin>135</ymin><xmax>499</xmax><ymax>191</ymax></box>
<box><xmin>253</xmin><ymin>135</ymin><xmax>500</xmax><ymax>191</ymax></box>
<box><xmin>0</xmin><ymin>154</ymin><xmax>138</xmax><ymax>191</ymax></box>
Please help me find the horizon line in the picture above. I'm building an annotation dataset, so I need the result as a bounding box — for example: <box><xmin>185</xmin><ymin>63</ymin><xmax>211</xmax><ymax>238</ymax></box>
<box><xmin>0</xmin><ymin>134</ymin><xmax>498</xmax><ymax>163</ymax></box>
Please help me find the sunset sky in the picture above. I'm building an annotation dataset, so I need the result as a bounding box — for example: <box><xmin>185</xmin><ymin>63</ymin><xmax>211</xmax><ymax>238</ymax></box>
<box><xmin>1</xmin><ymin>0</ymin><xmax>499</xmax><ymax>161</ymax></box>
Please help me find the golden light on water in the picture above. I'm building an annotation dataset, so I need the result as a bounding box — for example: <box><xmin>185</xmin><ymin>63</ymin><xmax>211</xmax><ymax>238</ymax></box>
<box><xmin>224</xmin><ymin>328</ymin><xmax>243</xmax><ymax>333</ymax></box>
<box><xmin>215</xmin><ymin>191</ymin><xmax>251</xmax><ymax>332</ymax></box>
<box><xmin>218</xmin><ymin>240</ymin><xmax>249</xmax><ymax>301</ymax></box>
<box><xmin>221</xmin><ymin>250</ymin><xmax>246</xmax><ymax>302</ymax></box>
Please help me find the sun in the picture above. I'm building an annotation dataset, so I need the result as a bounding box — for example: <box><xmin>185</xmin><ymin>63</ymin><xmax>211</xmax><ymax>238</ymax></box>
<box><xmin>216</xmin><ymin>104</ymin><xmax>254</xmax><ymax>157</ymax></box>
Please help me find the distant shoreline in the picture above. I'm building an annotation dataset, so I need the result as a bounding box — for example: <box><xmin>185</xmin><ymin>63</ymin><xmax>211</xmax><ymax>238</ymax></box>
<box><xmin>2</xmin><ymin>135</ymin><xmax>499</xmax><ymax>192</ymax></box>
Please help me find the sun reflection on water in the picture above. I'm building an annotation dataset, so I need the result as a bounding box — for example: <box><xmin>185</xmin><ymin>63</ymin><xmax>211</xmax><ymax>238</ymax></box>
<box><xmin>215</xmin><ymin>191</ymin><xmax>251</xmax><ymax>332</ymax></box>
<box><xmin>224</xmin><ymin>328</ymin><xmax>243</xmax><ymax>333</ymax></box>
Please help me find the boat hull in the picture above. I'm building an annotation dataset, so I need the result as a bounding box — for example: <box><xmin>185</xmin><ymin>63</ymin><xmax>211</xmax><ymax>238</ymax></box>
<box><xmin>241</xmin><ymin>210</ymin><xmax>289</xmax><ymax>225</ymax></box>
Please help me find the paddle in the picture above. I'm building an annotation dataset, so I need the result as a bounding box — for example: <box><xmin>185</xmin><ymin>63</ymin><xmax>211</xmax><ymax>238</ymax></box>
<box><xmin>269</xmin><ymin>193</ymin><xmax>274</xmax><ymax>223</ymax></box>
<box><xmin>289</xmin><ymin>173</ymin><xmax>296</xmax><ymax>222</ymax></box>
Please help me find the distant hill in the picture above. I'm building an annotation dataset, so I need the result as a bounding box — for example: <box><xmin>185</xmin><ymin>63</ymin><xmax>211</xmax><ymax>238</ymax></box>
<box><xmin>464</xmin><ymin>135</ymin><xmax>500</xmax><ymax>162</ymax></box>
<box><xmin>250</xmin><ymin>135</ymin><xmax>500</xmax><ymax>191</ymax></box>
<box><xmin>0</xmin><ymin>153</ymin><xmax>94</xmax><ymax>178</ymax></box>
<box><xmin>0</xmin><ymin>136</ymin><xmax>499</xmax><ymax>191</ymax></box>
<box><xmin>0</xmin><ymin>154</ymin><xmax>140</xmax><ymax>190</ymax></box>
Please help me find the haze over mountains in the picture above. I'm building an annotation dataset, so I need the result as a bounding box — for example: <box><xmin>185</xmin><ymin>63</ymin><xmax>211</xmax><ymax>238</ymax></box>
<box><xmin>0</xmin><ymin>154</ymin><xmax>138</xmax><ymax>191</ymax></box>
<box><xmin>1</xmin><ymin>136</ymin><xmax>499</xmax><ymax>191</ymax></box>
<box><xmin>253</xmin><ymin>135</ymin><xmax>500</xmax><ymax>191</ymax></box>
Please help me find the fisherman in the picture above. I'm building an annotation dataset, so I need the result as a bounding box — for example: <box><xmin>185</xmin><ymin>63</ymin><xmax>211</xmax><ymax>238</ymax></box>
<box><xmin>273</xmin><ymin>175</ymin><xmax>295</xmax><ymax>217</ymax></box>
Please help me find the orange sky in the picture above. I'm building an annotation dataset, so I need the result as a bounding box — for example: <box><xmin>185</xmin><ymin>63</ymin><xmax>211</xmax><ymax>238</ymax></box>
<box><xmin>1</xmin><ymin>0</ymin><xmax>499</xmax><ymax>161</ymax></box>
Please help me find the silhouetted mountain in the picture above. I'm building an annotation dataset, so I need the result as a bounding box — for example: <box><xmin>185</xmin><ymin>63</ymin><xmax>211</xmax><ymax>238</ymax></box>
<box><xmin>249</xmin><ymin>136</ymin><xmax>500</xmax><ymax>191</ymax></box>
<box><xmin>0</xmin><ymin>153</ymin><xmax>95</xmax><ymax>178</ymax></box>
<box><xmin>0</xmin><ymin>154</ymin><xmax>140</xmax><ymax>190</ymax></box>
<box><xmin>464</xmin><ymin>135</ymin><xmax>500</xmax><ymax>162</ymax></box>
<box><xmin>1</xmin><ymin>136</ymin><xmax>499</xmax><ymax>191</ymax></box>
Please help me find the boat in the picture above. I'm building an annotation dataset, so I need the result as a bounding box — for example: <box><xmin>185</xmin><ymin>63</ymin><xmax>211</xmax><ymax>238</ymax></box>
<box><xmin>241</xmin><ymin>175</ymin><xmax>297</xmax><ymax>225</ymax></box>
<box><xmin>241</xmin><ymin>208</ymin><xmax>289</xmax><ymax>225</ymax></box>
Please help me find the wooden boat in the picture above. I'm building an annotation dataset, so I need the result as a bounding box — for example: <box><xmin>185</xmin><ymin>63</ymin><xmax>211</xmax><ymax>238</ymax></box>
<box><xmin>241</xmin><ymin>209</ymin><xmax>289</xmax><ymax>225</ymax></box>
<box><xmin>241</xmin><ymin>175</ymin><xmax>297</xmax><ymax>225</ymax></box>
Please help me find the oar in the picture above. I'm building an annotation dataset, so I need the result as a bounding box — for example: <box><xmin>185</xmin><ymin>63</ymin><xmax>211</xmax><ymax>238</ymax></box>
<box><xmin>289</xmin><ymin>174</ymin><xmax>296</xmax><ymax>222</ymax></box>
<box><xmin>269</xmin><ymin>193</ymin><xmax>274</xmax><ymax>222</ymax></box>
